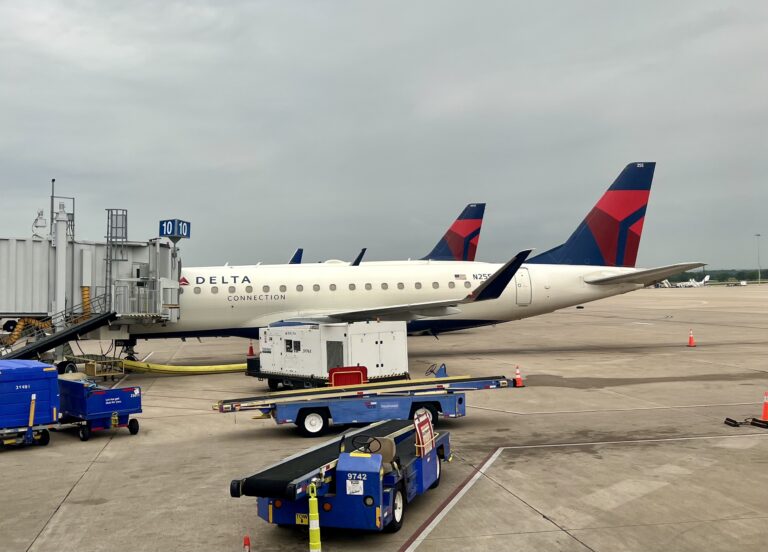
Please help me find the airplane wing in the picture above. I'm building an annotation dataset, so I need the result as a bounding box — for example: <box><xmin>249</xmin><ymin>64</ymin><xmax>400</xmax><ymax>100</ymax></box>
<box><xmin>351</xmin><ymin>248</ymin><xmax>367</xmax><ymax>267</ymax></box>
<box><xmin>584</xmin><ymin>262</ymin><xmax>705</xmax><ymax>286</ymax></box>
<box><xmin>281</xmin><ymin>249</ymin><xmax>532</xmax><ymax>324</ymax></box>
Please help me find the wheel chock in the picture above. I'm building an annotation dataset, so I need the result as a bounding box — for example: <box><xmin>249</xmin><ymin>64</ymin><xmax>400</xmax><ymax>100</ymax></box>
<box><xmin>724</xmin><ymin>418</ymin><xmax>742</xmax><ymax>427</ymax></box>
<box><xmin>750</xmin><ymin>418</ymin><xmax>768</xmax><ymax>429</ymax></box>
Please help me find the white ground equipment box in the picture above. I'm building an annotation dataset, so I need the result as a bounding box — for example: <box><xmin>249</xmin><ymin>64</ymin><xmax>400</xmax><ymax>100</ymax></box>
<box><xmin>253</xmin><ymin>321</ymin><xmax>409</xmax><ymax>388</ymax></box>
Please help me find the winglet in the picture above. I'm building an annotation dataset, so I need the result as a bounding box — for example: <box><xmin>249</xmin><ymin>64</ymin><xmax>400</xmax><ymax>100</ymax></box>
<box><xmin>466</xmin><ymin>249</ymin><xmax>532</xmax><ymax>302</ymax></box>
<box><xmin>288</xmin><ymin>248</ymin><xmax>304</xmax><ymax>264</ymax></box>
<box><xmin>351</xmin><ymin>248</ymin><xmax>367</xmax><ymax>267</ymax></box>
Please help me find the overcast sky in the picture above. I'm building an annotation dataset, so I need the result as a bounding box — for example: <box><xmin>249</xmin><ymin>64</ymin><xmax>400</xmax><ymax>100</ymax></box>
<box><xmin>1</xmin><ymin>1</ymin><xmax>766</xmax><ymax>269</ymax></box>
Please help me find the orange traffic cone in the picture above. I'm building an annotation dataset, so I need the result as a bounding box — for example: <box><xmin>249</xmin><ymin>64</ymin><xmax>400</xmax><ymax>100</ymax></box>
<box><xmin>243</xmin><ymin>535</ymin><xmax>251</xmax><ymax>552</ymax></box>
<box><xmin>247</xmin><ymin>340</ymin><xmax>255</xmax><ymax>357</ymax></box>
<box><xmin>687</xmin><ymin>329</ymin><xmax>696</xmax><ymax>348</ymax></box>
<box><xmin>514</xmin><ymin>366</ymin><xmax>524</xmax><ymax>388</ymax></box>
<box><xmin>761</xmin><ymin>391</ymin><xmax>768</xmax><ymax>422</ymax></box>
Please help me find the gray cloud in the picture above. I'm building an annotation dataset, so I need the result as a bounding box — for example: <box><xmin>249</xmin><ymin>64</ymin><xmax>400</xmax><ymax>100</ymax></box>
<box><xmin>1</xmin><ymin>1</ymin><xmax>766</xmax><ymax>269</ymax></box>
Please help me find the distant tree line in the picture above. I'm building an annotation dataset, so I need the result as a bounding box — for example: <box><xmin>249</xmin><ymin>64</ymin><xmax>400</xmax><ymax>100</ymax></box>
<box><xmin>668</xmin><ymin>269</ymin><xmax>762</xmax><ymax>283</ymax></box>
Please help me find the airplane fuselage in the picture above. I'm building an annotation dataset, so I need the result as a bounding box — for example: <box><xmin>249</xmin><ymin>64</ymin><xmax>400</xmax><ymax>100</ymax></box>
<box><xmin>129</xmin><ymin>261</ymin><xmax>642</xmax><ymax>339</ymax></box>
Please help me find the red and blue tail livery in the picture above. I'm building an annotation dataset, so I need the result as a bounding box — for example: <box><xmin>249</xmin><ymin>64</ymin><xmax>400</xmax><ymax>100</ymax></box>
<box><xmin>529</xmin><ymin>162</ymin><xmax>655</xmax><ymax>267</ymax></box>
<box><xmin>422</xmin><ymin>203</ymin><xmax>486</xmax><ymax>262</ymax></box>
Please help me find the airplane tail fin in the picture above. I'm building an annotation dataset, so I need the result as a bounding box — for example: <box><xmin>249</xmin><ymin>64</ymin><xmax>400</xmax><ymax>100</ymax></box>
<box><xmin>422</xmin><ymin>203</ymin><xmax>486</xmax><ymax>262</ymax></box>
<box><xmin>528</xmin><ymin>162</ymin><xmax>655</xmax><ymax>267</ymax></box>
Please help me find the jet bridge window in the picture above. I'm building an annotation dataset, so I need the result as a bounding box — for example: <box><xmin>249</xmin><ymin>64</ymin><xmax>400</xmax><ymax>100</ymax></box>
<box><xmin>211</xmin><ymin>286</ymin><xmax>219</xmax><ymax>294</ymax></box>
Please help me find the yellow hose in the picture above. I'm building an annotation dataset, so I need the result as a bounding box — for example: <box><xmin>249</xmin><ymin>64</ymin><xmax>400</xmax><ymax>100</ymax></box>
<box><xmin>121</xmin><ymin>359</ymin><xmax>246</xmax><ymax>375</ymax></box>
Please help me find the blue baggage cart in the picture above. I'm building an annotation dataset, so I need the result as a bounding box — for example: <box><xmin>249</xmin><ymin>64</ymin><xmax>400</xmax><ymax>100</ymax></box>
<box><xmin>58</xmin><ymin>374</ymin><xmax>142</xmax><ymax>441</ymax></box>
<box><xmin>0</xmin><ymin>360</ymin><xmax>59</xmax><ymax>447</ymax></box>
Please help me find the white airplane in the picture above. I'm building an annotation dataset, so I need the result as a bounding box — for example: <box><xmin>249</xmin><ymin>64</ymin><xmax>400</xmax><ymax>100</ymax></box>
<box><xmin>125</xmin><ymin>163</ymin><xmax>702</xmax><ymax>345</ymax></box>
<box><xmin>675</xmin><ymin>275</ymin><xmax>710</xmax><ymax>288</ymax></box>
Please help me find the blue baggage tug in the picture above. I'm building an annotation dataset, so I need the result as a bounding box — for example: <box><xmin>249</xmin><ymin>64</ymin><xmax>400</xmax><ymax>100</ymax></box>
<box><xmin>230</xmin><ymin>416</ymin><xmax>450</xmax><ymax>533</ymax></box>
<box><xmin>58</xmin><ymin>374</ymin><xmax>142</xmax><ymax>441</ymax></box>
<box><xmin>0</xmin><ymin>360</ymin><xmax>59</xmax><ymax>447</ymax></box>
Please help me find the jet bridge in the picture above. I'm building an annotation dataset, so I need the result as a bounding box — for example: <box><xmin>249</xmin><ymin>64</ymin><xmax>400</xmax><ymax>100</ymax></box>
<box><xmin>0</xmin><ymin>200</ymin><xmax>183</xmax><ymax>365</ymax></box>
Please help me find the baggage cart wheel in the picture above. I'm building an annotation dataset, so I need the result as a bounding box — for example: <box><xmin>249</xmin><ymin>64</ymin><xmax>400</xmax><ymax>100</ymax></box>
<box><xmin>79</xmin><ymin>424</ymin><xmax>92</xmax><ymax>442</ymax></box>
<box><xmin>267</xmin><ymin>378</ymin><xmax>280</xmax><ymax>391</ymax></box>
<box><xmin>429</xmin><ymin>457</ymin><xmax>441</xmax><ymax>489</ymax></box>
<box><xmin>37</xmin><ymin>429</ymin><xmax>50</xmax><ymax>447</ymax></box>
<box><xmin>57</xmin><ymin>361</ymin><xmax>78</xmax><ymax>374</ymax></box>
<box><xmin>297</xmin><ymin>409</ymin><xmax>329</xmax><ymax>437</ymax></box>
<box><xmin>384</xmin><ymin>485</ymin><xmax>405</xmax><ymax>533</ymax></box>
<box><xmin>128</xmin><ymin>418</ymin><xmax>140</xmax><ymax>435</ymax></box>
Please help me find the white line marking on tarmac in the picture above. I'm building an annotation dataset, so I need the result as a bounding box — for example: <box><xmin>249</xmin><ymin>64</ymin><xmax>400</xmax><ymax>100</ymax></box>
<box><xmin>468</xmin><ymin>401</ymin><xmax>760</xmax><ymax>416</ymax></box>
<box><xmin>141</xmin><ymin>352</ymin><xmax>154</xmax><ymax>362</ymax></box>
<box><xmin>402</xmin><ymin>448</ymin><xmax>503</xmax><ymax>552</ymax></box>
<box><xmin>404</xmin><ymin>432</ymin><xmax>768</xmax><ymax>550</ymax></box>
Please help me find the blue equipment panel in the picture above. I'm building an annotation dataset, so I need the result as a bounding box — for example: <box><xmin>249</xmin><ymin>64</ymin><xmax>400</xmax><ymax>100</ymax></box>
<box><xmin>59</xmin><ymin>379</ymin><xmax>142</xmax><ymax>423</ymax></box>
<box><xmin>0</xmin><ymin>360</ymin><xmax>59</xmax><ymax>429</ymax></box>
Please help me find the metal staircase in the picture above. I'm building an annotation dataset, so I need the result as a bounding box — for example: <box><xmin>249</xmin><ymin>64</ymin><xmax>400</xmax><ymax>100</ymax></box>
<box><xmin>0</xmin><ymin>294</ymin><xmax>117</xmax><ymax>360</ymax></box>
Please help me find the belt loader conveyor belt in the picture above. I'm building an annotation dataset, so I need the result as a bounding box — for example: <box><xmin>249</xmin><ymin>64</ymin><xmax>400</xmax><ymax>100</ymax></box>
<box><xmin>235</xmin><ymin>420</ymin><xmax>413</xmax><ymax>500</ymax></box>
<box><xmin>217</xmin><ymin>374</ymin><xmax>509</xmax><ymax>412</ymax></box>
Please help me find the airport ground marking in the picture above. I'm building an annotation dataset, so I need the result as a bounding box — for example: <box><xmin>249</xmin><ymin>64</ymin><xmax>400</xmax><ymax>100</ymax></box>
<box><xmin>401</xmin><ymin>432</ymin><xmax>768</xmax><ymax>550</ymax></box>
<box><xmin>468</xmin><ymin>401</ymin><xmax>760</xmax><ymax>416</ymax></box>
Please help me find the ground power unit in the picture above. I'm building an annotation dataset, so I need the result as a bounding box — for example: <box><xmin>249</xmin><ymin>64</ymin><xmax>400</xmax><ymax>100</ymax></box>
<box><xmin>249</xmin><ymin>321</ymin><xmax>409</xmax><ymax>389</ymax></box>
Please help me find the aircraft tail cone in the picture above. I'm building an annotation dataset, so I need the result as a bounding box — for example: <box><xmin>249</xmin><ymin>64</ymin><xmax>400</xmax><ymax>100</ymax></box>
<box><xmin>514</xmin><ymin>366</ymin><xmax>525</xmax><ymax>388</ymax></box>
<box><xmin>243</xmin><ymin>535</ymin><xmax>251</xmax><ymax>552</ymax></box>
<box><xmin>687</xmin><ymin>329</ymin><xmax>696</xmax><ymax>348</ymax></box>
<box><xmin>247</xmin><ymin>340</ymin><xmax>255</xmax><ymax>358</ymax></box>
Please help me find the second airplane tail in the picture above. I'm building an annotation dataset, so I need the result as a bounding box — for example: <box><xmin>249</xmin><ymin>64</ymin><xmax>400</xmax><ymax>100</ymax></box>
<box><xmin>422</xmin><ymin>203</ymin><xmax>486</xmax><ymax>262</ymax></box>
<box><xmin>528</xmin><ymin>162</ymin><xmax>656</xmax><ymax>267</ymax></box>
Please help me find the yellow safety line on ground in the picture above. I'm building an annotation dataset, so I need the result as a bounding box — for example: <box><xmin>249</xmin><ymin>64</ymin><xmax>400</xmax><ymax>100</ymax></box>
<box><xmin>121</xmin><ymin>359</ymin><xmax>246</xmax><ymax>375</ymax></box>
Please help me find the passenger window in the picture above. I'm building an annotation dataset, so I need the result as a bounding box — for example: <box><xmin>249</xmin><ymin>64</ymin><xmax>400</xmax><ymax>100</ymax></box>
<box><xmin>448</xmin><ymin>281</ymin><xmax>455</xmax><ymax>289</ymax></box>
<box><xmin>313</xmin><ymin>284</ymin><xmax>320</xmax><ymax>292</ymax></box>
<box><xmin>263</xmin><ymin>285</ymin><xmax>270</xmax><ymax>293</ymax></box>
<box><xmin>279</xmin><ymin>285</ymin><xmax>287</xmax><ymax>292</ymax></box>
<box><xmin>296</xmin><ymin>284</ymin><xmax>304</xmax><ymax>292</ymax></box>
<box><xmin>211</xmin><ymin>286</ymin><xmax>219</xmax><ymax>294</ymax></box>
<box><xmin>228</xmin><ymin>286</ymin><xmax>236</xmax><ymax>293</ymax></box>
<box><xmin>415</xmin><ymin>282</ymin><xmax>422</xmax><ymax>290</ymax></box>
<box><xmin>397</xmin><ymin>283</ymin><xmax>404</xmax><ymax>290</ymax></box>
<box><xmin>432</xmin><ymin>282</ymin><xmax>439</xmax><ymax>289</ymax></box>
<box><xmin>194</xmin><ymin>287</ymin><xmax>201</xmax><ymax>294</ymax></box>
<box><xmin>464</xmin><ymin>281</ymin><xmax>472</xmax><ymax>288</ymax></box>
<box><xmin>330</xmin><ymin>284</ymin><xmax>337</xmax><ymax>291</ymax></box>
<box><xmin>381</xmin><ymin>283</ymin><xmax>388</xmax><ymax>290</ymax></box>
<box><xmin>349</xmin><ymin>283</ymin><xmax>356</xmax><ymax>291</ymax></box>
<box><xmin>245</xmin><ymin>285</ymin><xmax>253</xmax><ymax>293</ymax></box>
<box><xmin>365</xmin><ymin>283</ymin><xmax>372</xmax><ymax>291</ymax></box>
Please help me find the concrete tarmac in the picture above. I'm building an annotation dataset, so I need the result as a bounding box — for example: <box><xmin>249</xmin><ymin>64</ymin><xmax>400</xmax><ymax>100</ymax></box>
<box><xmin>2</xmin><ymin>286</ymin><xmax>767</xmax><ymax>552</ymax></box>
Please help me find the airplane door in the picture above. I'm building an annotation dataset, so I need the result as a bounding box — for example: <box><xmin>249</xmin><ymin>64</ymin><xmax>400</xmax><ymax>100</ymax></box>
<box><xmin>515</xmin><ymin>268</ymin><xmax>532</xmax><ymax>306</ymax></box>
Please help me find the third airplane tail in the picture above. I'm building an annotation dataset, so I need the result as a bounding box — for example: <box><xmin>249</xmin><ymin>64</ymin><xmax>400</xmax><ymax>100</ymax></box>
<box><xmin>528</xmin><ymin>162</ymin><xmax>656</xmax><ymax>267</ymax></box>
<box><xmin>422</xmin><ymin>203</ymin><xmax>486</xmax><ymax>262</ymax></box>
